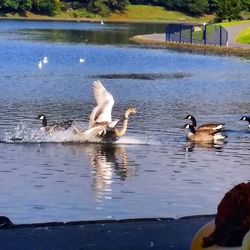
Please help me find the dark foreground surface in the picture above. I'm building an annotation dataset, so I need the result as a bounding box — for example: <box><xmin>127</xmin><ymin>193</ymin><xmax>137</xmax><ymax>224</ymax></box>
<box><xmin>0</xmin><ymin>215</ymin><xmax>214</xmax><ymax>250</ymax></box>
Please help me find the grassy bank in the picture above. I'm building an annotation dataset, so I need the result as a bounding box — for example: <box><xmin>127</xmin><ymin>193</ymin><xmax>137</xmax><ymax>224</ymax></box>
<box><xmin>190</xmin><ymin>20</ymin><xmax>250</xmax><ymax>45</ymax></box>
<box><xmin>221</xmin><ymin>20</ymin><xmax>250</xmax><ymax>44</ymax></box>
<box><xmin>0</xmin><ymin>5</ymin><xmax>214</xmax><ymax>23</ymax></box>
<box><xmin>108</xmin><ymin>5</ymin><xmax>213</xmax><ymax>23</ymax></box>
<box><xmin>236</xmin><ymin>27</ymin><xmax>250</xmax><ymax>44</ymax></box>
<box><xmin>220</xmin><ymin>20</ymin><xmax>250</xmax><ymax>28</ymax></box>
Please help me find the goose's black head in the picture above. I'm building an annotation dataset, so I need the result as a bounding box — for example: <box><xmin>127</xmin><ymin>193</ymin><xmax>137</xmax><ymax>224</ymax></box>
<box><xmin>240</xmin><ymin>116</ymin><xmax>250</xmax><ymax>123</ymax></box>
<box><xmin>184</xmin><ymin>115</ymin><xmax>193</xmax><ymax>120</ymax></box>
<box><xmin>181</xmin><ymin>124</ymin><xmax>196</xmax><ymax>133</ymax></box>
<box><xmin>184</xmin><ymin>115</ymin><xmax>197</xmax><ymax>127</ymax></box>
<box><xmin>37</xmin><ymin>114</ymin><xmax>47</xmax><ymax>127</ymax></box>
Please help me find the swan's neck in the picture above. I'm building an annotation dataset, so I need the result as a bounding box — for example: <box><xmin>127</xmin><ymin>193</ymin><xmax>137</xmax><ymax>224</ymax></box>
<box><xmin>114</xmin><ymin>110</ymin><xmax>132</xmax><ymax>137</ymax></box>
<box><xmin>114</xmin><ymin>117</ymin><xmax>129</xmax><ymax>137</ymax></box>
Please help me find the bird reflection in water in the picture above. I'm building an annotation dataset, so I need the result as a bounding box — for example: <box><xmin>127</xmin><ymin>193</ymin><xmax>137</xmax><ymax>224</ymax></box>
<box><xmin>70</xmin><ymin>143</ymin><xmax>135</xmax><ymax>200</ymax></box>
<box><xmin>185</xmin><ymin>140</ymin><xmax>225</xmax><ymax>152</ymax></box>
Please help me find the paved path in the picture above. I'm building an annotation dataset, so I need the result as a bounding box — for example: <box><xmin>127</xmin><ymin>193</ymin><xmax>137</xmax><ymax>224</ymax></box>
<box><xmin>140</xmin><ymin>22</ymin><xmax>250</xmax><ymax>49</ymax></box>
<box><xmin>225</xmin><ymin>22</ymin><xmax>250</xmax><ymax>48</ymax></box>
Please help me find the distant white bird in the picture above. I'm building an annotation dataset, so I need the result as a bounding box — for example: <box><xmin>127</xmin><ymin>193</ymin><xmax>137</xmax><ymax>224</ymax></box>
<box><xmin>43</xmin><ymin>56</ymin><xmax>48</xmax><ymax>64</ymax></box>
<box><xmin>79</xmin><ymin>58</ymin><xmax>85</xmax><ymax>63</ymax></box>
<box><xmin>38</xmin><ymin>61</ymin><xmax>42</xmax><ymax>69</ymax></box>
<box><xmin>101</xmin><ymin>19</ymin><xmax>104</xmax><ymax>25</ymax></box>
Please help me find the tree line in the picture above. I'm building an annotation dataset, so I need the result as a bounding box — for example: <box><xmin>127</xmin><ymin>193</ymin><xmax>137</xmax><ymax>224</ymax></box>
<box><xmin>0</xmin><ymin>0</ymin><xmax>249</xmax><ymax>21</ymax></box>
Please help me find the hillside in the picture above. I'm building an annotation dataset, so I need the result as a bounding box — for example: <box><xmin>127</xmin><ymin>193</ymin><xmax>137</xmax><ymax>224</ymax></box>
<box><xmin>0</xmin><ymin>5</ymin><xmax>214</xmax><ymax>23</ymax></box>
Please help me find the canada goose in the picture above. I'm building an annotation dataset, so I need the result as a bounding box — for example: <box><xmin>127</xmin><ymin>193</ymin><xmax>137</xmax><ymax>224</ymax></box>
<box><xmin>37</xmin><ymin>114</ymin><xmax>73</xmax><ymax>132</ymax></box>
<box><xmin>184</xmin><ymin>114</ymin><xmax>224</xmax><ymax>132</ymax></box>
<box><xmin>240</xmin><ymin>116</ymin><xmax>250</xmax><ymax>128</ymax></box>
<box><xmin>75</xmin><ymin>81</ymin><xmax>137</xmax><ymax>142</ymax></box>
<box><xmin>182</xmin><ymin>124</ymin><xmax>225</xmax><ymax>143</ymax></box>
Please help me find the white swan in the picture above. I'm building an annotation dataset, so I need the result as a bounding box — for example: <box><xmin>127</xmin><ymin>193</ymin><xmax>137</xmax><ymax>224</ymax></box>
<box><xmin>89</xmin><ymin>80</ymin><xmax>115</xmax><ymax>129</ymax></box>
<box><xmin>74</xmin><ymin>80</ymin><xmax>137</xmax><ymax>142</ymax></box>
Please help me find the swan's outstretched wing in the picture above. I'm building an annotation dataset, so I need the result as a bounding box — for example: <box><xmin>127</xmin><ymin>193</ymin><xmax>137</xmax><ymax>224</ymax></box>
<box><xmin>93</xmin><ymin>80</ymin><xmax>114</xmax><ymax>105</ymax></box>
<box><xmin>89</xmin><ymin>81</ymin><xmax>114</xmax><ymax>128</ymax></box>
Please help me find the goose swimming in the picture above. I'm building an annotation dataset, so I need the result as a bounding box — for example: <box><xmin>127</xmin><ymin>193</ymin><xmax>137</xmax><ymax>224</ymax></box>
<box><xmin>38</xmin><ymin>114</ymin><xmax>73</xmax><ymax>132</ymax></box>
<box><xmin>240</xmin><ymin>116</ymin><xmax>250</xmax><ymax>128</ymax></box>
<box><xmin>184</xmin><ymin>114</ymin><xmax>224</xmax><ymax>133</ymax></box>
<box><xmin>182</xmin><ymin>124</ymin><xmax>225</xmax><ymax>143</ymax></box>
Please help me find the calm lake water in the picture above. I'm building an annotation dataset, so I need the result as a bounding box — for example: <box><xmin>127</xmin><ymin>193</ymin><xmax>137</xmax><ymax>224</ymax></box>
<box><xmin>0</xmin><ymin>20</ymin><xmax>249</xmax><ymax>224</ymax></box>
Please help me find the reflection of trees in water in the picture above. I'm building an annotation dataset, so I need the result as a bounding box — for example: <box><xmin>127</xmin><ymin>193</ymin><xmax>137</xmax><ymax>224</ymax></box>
<box><xmin>19</xmin><ymin>23</ymin><xmax>166</xmax><ymax>44</ymax></box>
<box><xmin>70</xmin><ymin>143</ymin><xmax>136</xmax><ymax>200</ymax></box>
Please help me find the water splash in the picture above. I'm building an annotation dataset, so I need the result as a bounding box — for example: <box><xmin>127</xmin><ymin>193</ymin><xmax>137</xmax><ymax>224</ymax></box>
<box><xmin>3</xmin><ymin>122</ymin><xmax>41</xmax><ymax>143</ymax></box>
<box><xmin>2</xmin><ymin>122</ymin><xmax>149</xmax><ymax>145</ymax></box>
<box><xmin>2</xmin><ymin>122</ymin><xmax>82</xmax><ymax>143</ymax></box>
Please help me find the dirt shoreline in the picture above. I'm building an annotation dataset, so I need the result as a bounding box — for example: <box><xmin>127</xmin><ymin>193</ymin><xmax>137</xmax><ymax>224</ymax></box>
<box><xmin>130</xmin><ymin>34</ymin><xmax>250</xmax><ymax>58</ymax></box>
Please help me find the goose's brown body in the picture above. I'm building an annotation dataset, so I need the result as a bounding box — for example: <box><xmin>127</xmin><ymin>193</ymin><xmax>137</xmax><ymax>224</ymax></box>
<box><xmin>183</xmin><ymin>124</ymin><xmax>225</xmax><ymax>143</ymax></box>
<box><xmin>185</xmin><ymin>115</ymin><xmax>224</xmax><ymax>133</ymax></box>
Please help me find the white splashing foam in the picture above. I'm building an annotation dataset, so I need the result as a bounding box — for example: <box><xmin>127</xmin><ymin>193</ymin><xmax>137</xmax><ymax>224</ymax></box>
<box><xmin>2</xmin><ymin>122</ymin><xmax>151</xmax><ymax>145</ymax></box>
<box><xmin>115</xmin><ymin>136</ymin><xmax>149</xmax><ymax>145</ymax></box>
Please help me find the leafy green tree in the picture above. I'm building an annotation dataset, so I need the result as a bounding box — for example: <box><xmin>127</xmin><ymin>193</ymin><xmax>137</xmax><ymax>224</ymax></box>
<box><xmin>215</xmin><ymin>0</ymin><xmax>242</xmax><ymax>21</ymax></box>
<box><xmin>32</xmin><ymin>0</ymin><xmax>61</xmax><ymax>16</ymax></box>
<box><xmin>0</xmin><ymin>0</ymin><xmax>32</xmax><ymax>11</ymax></box>
<box><xmin>208</xmin><ymin>0</ymin><xmax>217</xmax><ymax>13</ymax></box>
<box><xmin>185</xmin><ymin>0</ymin><xmax>209</xmax><ymax>15</ymax></box>
<box><xmin>242</xmin><ymin>0</ymin><xmax>250</xmax><ymax>10</ymax></box>
<box><xmin>88</xmin><ymin>0</ymin><xmax>128</xmax><ymax>15</ymax></box>
<box><xmin>19</xmin><ymin>0</ymin><xmax>33</xmax><ymax>11</ymax></box>
<box><xmin>0</xmin><ymin>0</ymin><xmax>19</xmax><ymax>10</ymax></box>
<box><xmin>160</xmin><ymin>0</ymin><xmax>185</xmax><ymax>10</ymax></box>
<box><xmin>107</xmin><ymin>0</ymin><xmax>129</xmax><ymax>12</ymax></box>
<box><xmin>88</xmin><ymin>0</ymin><xmax>110</xmax><ymax>16</ymax></box>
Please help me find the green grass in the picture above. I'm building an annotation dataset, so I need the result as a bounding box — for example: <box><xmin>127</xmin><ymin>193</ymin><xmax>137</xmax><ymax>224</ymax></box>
<box><xmin>219</xmin><ymin>20</ymin><xmax>250</xmax><ymax>44</ymax></box>
<box><xmin>56</xmin><ymin>9</ymin><xmax>96</xmax><ymax>19</ymax></box>
<box><xmin>0</xmin><ymin>5</ymin><xmax>214</xmax><ymax>23</ymax></box>
<box><xmin>220</xmin><ymin>20</ymin><xmax>250</xmax><ymax>28</ymax></box>
<box><xmin>236</xmin><ymin>27</ymin><xmax>250</xmax><ymax>44</ymax></box>
<box><xmin>108</xmin><ymin>5</ymin><xmax>213</xmax><ymax>23</ymax></box>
